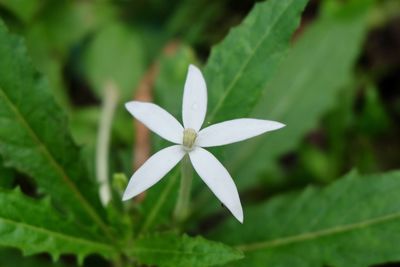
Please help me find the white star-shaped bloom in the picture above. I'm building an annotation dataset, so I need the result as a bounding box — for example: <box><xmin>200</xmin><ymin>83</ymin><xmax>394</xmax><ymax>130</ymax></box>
<box><xmin>123</xmin><ymin>64</ymin><xmax>285</xmax><ymax>223</ymax></box>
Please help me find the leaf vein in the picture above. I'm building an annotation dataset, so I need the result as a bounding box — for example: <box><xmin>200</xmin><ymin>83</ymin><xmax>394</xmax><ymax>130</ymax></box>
<box><xmin>0</xmin><ymin>217</ymin><xmax>114</xmax><ymax>252</ymax></box>
<box><xmin>0</xmin><ymin>88</ymin><xmax>113</xmax><ymax>241</ymax></box>
<box><xmin>207</xmin><ymin>0</ymin><xmax>292</xmax><ymax>122</ymax></box>
<box><xmin>237</xmin><ymin>212</ymin><xmax>400</xmax><ymax>251</ymax></box>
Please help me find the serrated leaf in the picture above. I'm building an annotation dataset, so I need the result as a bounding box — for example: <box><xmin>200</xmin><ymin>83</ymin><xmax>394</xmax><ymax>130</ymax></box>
<box><xmin>204</xmin><ymin>0</ymin><xmax>308</xmax><ymax>123</ymax></box>
<box><xmin>0</xmin><ymin>189</ymin><xmax>117</xmax><ymax>263</ymax></box>
<box><xmin>0</xmin><ymin>248</ymin><xmax>68</xmax><ymax>267</ymax></box>
<box><xmin>191</xmin><ymin>0</ymin><xmax>371</xmax><ymax>224</ymax></box>
<box><xmin>225</xmin><ymin>0</ymin><xmax>370</xmax><ymax>190</ymax></box>
<box><xmin>137</xmin><ymin>0</ymin><xmax>308</xmax><ymax>233</ymax></box>
<box><xmin>210</xmin><ymin>171</ymin><xmax>400</xmax><ymax>267</ymax></box>
<box><xmin>130</xmin><ymin>232</ymin><xmax>243</xmax><ymax>267</ymax></box>
<box><xmin>0</xmin><ymin>21</ymin><xmax>112</xmax><ymax>238</ymax></box>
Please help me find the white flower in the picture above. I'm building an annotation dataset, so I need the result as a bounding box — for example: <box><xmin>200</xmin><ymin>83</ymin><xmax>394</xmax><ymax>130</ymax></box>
<box><xmin>123</xmin><ymin>64</ymin><xmax>285</xmax><ymax>223</ymax></box>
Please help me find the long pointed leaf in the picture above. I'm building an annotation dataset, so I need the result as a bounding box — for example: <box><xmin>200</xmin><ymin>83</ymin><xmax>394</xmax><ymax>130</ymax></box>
<box><xmin>204</xmin><ymin>0</ymin><xmax>308</xmax><ymax>123</ymax></box>
<box><xmin>130</xmin><ymin>232</ymin><xmax>243</xmax><ymax>267</ymax></box>
<box><xmin>0</xmin><ymin>189</ymin><xmax>117</xmax><ymax>263</ymax></box>
<box><xmin>228</xmin><ymin>0</ymin><xmax>370</xmax><ymax>190</ymax></box>
<box><xmin>0</xmin><ymin>21</ymin><xmax>112</xmax><ymax>239</ymax></box>
<box><xmin>210</xmin><ymin>171</ymin><xmax>400</xmax><ymax>267</ymax></box>
<box><xmin>140</xmin><ymin>0</ymin><xmax>308</xmax><ymax>232</ymax></box>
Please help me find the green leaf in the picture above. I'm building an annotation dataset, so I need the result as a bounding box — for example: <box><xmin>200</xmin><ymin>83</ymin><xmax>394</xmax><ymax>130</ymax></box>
<box><xmin>130</xmin><ymin>232</ymin><xmax>243</xmax><ymax>267</ymax></box>
<box><xmin>24</xmin><ymin>1</ymin><xmax>114</xmax><ymax>107</ymax></box>
<box><xmin>0</xmin><ymin>248</ymin><xmax>68</xmax><ymax>267</ymax></box>
<box><xmin>167</xmin><ymin>0</ymin><xmax>226</xmax><ymax>45</ymax></box>
<box><xmin>0</xmin><ymin>0</ymin><xmax>42</xmax><ymax>22</ymax></box>
<box><xmin>0</xmin><ymin>21</ymin><xmax>111</xmax><ymax>238</ymax></box>
<box><xmin>210</xmin><ymin>171</ymin><xmax>400</xmax><ymax>267</ymax></box>
<box><xmin>138</xmin><ymin>0</ymin><xmax>308</xmax><ymax>233</ymax></box>
<box><xmin>226</xmin><ymin>0</ymin><xmax>370</xmax><ymax>190</ymax></box>
<box><xmin>84</xmin><ymin>21</ymin><xmax>145</xmax><ymax>100</ymax></box>
<box><xmin>69</xmin><ymin>107</ymin><xmax>101</xmax><ymax>146</ymax></box>
<box><xmin>357</xmin><ymin>83</ymin><xmax>391</xmax><ymax>135</ymax></box>
<box><xmin>0</xmin><ymin>156</ymin><xmax>14</xmax><ymax>188</ymax></box>
<box><xmin>26</xmin><ymin>1</ymin><xmax>111</xmax><ymax>56</ymax></box>
<box><xmin>0</xmin><ymin>188</ymin><xmax>117</xmax><ymax>263</ymax></box>
<box><xmin>204</xmin><ymin>0</ymin><xmax>309</xmax><ymax>123</ymax></box>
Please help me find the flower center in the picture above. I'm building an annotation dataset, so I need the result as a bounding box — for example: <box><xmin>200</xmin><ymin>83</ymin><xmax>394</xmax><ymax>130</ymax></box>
<box><xmin>182</xmin><ymin>128</ymin><xmax>197</xmax><ymax>150</ymax></box>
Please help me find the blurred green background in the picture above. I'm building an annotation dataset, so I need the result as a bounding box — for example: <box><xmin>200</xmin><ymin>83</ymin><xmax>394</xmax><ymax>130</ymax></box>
<box><xmin>0</xmin><ymin>0</ymin><xmax>399</xmax><ymax>266</ymax></box>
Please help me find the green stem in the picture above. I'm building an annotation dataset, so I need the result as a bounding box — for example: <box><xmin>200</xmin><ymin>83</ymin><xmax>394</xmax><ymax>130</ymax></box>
<box><xmin>96</xmin><ymin>81</ymin><xmax>119</xmax><ymax>206</ymax></box>
<box><xmin>174</xmin><ymin>154</ymin><xmax>192</xmax><ymax>222</ymax></box>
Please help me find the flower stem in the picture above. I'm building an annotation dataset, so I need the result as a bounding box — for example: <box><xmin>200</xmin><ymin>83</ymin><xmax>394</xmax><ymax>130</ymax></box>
<box><xmin>96</xmin><ymin>81</ymin><xmax>119</xmax><ymax>206</ymax></box>
<box><xmin>174</xmin><ymin>154</ymin><xmax>192</xmax><ymax>222</ymax></box>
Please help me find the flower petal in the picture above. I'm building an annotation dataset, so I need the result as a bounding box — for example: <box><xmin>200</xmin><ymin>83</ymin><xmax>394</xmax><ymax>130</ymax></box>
<box><xmin>189</xmin><ymin>147</ymin><xmax>243</xmax><ymax>223</ymax></box>
<box><xmin>197</xmin><ymin>118</ymin><xmax>285</xmax><ymax>147</ymax></box>
<box><xmin>126</xmin><ymin>101</ymin><xmax>183</xmax><ymax>144</ymax></box>
<box><xmin>182</xmin><ymin>64</ymin><xmax>207</xmax><ymax>131</ymax></box>
<box><xmin>123</xmin><ymin>145</ymin><xmax>185</xmax><ymax>200</ymax></box>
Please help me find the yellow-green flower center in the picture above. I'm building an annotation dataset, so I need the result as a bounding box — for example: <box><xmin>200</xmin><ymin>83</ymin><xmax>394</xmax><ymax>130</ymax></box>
<box><xmin>183</xmin><ymin>128</ymin><xmax>197</xmax><ymax>150</ymax></box>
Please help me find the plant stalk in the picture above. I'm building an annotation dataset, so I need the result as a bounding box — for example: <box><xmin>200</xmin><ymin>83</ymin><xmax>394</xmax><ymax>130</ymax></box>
<box><xmin>174</xmin><ymin>154</ymin><xmax>192</xmax><ymax>222</ymax></box>
<box><xmin>96</xmin><ymin>81</ymin><xmax>119</xmax><ymax>206</ymax></box>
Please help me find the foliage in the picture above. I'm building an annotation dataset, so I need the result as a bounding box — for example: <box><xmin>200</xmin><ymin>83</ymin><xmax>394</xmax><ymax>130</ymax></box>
<box><xmin>210</xmin><ymin>171</ymin><xmax>400</xmax><ymax>267</ymax></box>
<box><xmin>0</xmin><ymin>22</ymin><xmax>106</xmax><ymax>229</ymax></box>
<box><xmin>228</xmin><ymin>0</ymin><xmax>371</xmax><ymax>189</ymax></box>
<box><xmin>83</xmin><ymin>22</ymin><xmax>146</xmax><ymax>100</ymax></box>
<box><xmin>130</xmin><ymin>232</ymin><xmax>243</xmax><ymax>267</ymax></box>
<box><xmin>139</xmin><ymin>0</ymin><xmax>309</xmax><ymax>233</ymax></box>
<box><xmin>204</xmin><ymin>0</ymin><xmax>309</xmax><ymax>123</ymax></box>
<box><xmin>0</xmin><ymin>188</ymin><xmax>116</xmax><ymax>263</ymax></box>
<box><xmin>191</xmin><ymin>0</ymin><xmax>370</xmax><ymax>220</ymax></box>
<box><xmin>0</xmin><ymin>0</ymin><xmax>399</xmax><ymax>266</ymax></box>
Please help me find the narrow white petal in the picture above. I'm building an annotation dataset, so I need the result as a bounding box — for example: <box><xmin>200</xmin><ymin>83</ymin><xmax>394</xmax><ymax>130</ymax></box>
<box><xmin>182</xmin><ymin>64</ymin><xmax>207</xmax><ymax>131</ymax></box>
<box><xmin>189</xmin><ymin>147</ymin><xmax>243</xmax><ymax>223</ymax></box>
<box><xmin>197</xmin><ymin>118</ymin><xmax>285</xmax><ymax>147</ymax></box>
<box><xmin>123</xmin><ymin>145</ymin><xmax>185</xmax><ymax>200</ymax></box>
<box><xmin>126</xmin><ymin>101</ymin><xmax>183</xmax><ymax>144</ymax></box>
